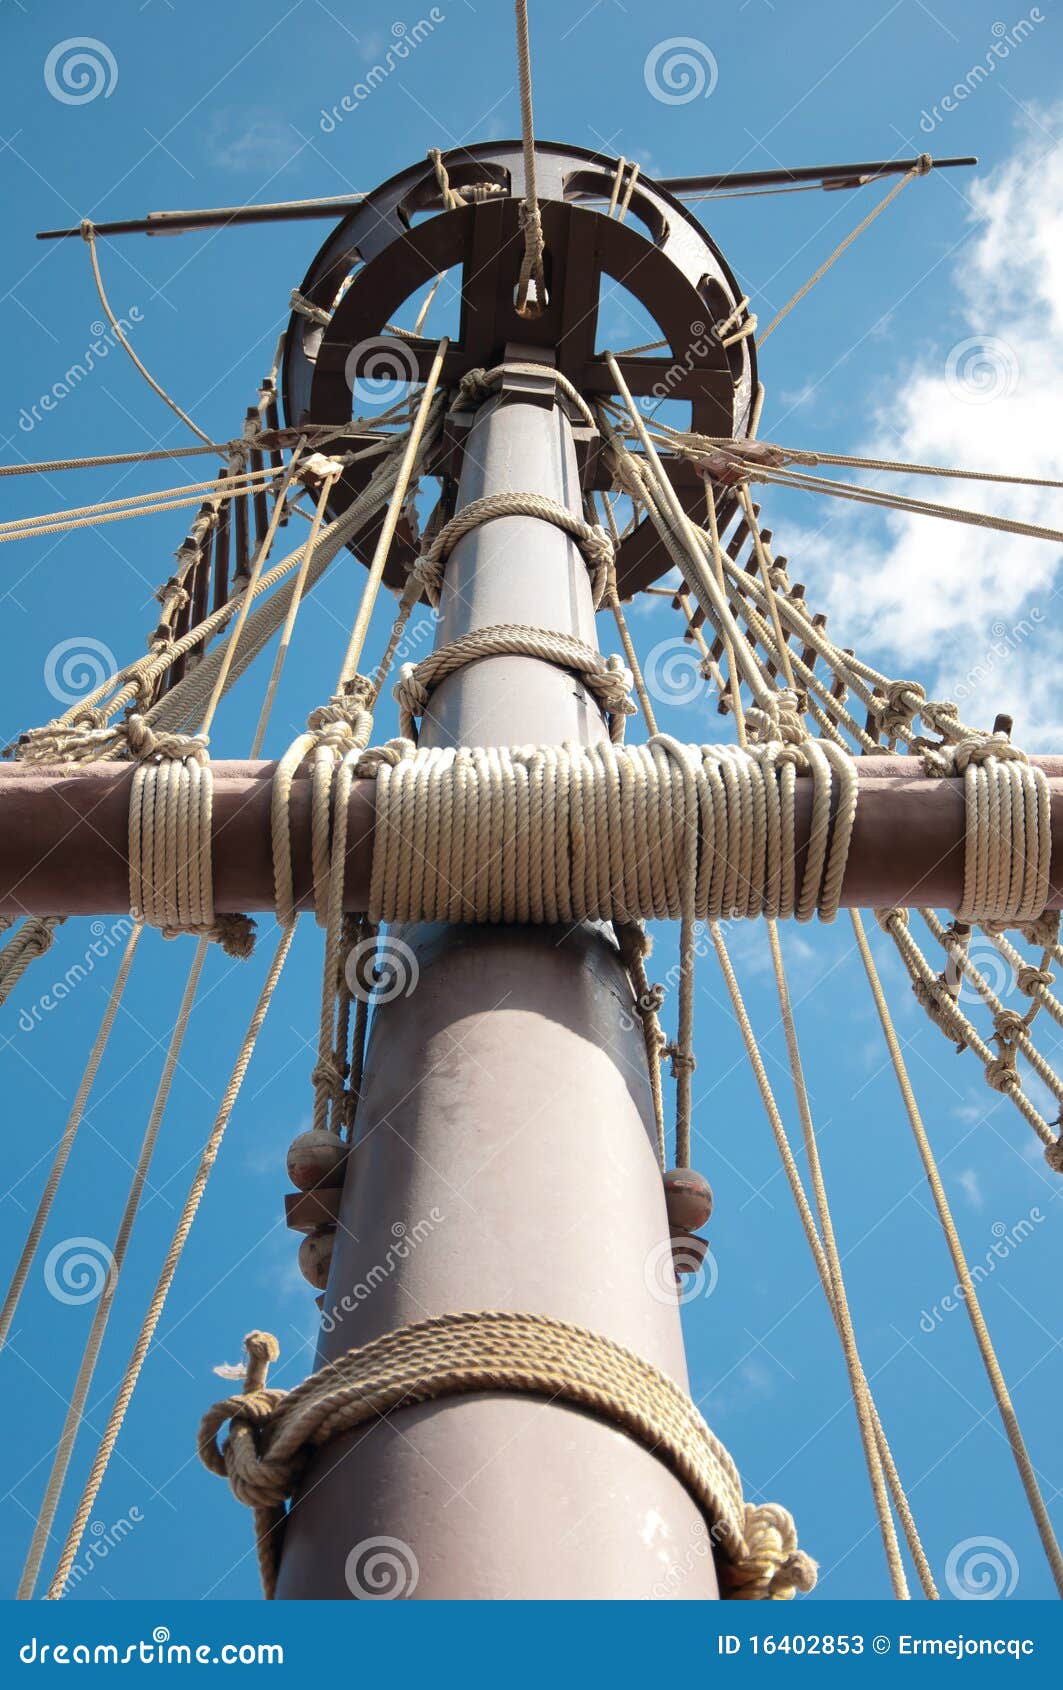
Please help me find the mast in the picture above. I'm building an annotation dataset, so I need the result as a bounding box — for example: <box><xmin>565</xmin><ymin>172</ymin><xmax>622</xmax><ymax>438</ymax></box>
<box><xmin>272</xmin><ymin>358</ymin><xmax>719</xmax><ymax>1599</ymax></box>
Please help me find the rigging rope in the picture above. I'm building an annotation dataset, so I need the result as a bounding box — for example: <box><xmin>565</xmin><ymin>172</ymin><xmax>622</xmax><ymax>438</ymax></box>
<box><xmin>756</xmin><ymin>155</ymin><xmax>932</xmax><ymax>348</ymax></box>
<box><xmin>79</xmin><ymin>221</ymin><xmax>214</xmax><ymax>446</ymax></box>
<box><xmin>513</xmin><ymin>1</ymin><xmax>547</xmax><ymax>317</ymax></box>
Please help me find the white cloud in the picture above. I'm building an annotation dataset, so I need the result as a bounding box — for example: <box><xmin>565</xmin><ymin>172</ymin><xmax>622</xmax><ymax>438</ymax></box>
<box><xmin>206</xmin><ymin>111</ymin><xmax>300</xmax><ymax>174</ymax></box>
<box><xmin>782</xmin><ymin>108</ymin><xmax>1063</xmax><ymax>743</ymax></box>
<box><xmin>955</xmin><ymin>1167</ymin><xmax>984</xmax><ymax>1211</ymax></box>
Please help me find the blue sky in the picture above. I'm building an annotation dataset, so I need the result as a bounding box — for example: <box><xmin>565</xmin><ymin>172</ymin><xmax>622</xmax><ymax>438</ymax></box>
<box><xmin>1</xmin><ymin>0</ymin><xmax>1062</xmax><ymax>1604</ymax></box>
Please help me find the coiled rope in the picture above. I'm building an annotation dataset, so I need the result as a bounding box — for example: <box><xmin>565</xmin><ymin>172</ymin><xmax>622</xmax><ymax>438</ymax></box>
<box><xmin>347</xmin><ymin>734</ymin><xmax>857</xmax><ymax>925</ymax></box>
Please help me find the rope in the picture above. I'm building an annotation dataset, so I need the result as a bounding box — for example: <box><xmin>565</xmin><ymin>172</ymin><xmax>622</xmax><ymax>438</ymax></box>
<box><xmin>0</xmin><ymin>465</ymin><xmax>276</xmax><ymax>543</ymax></box>
<box><xmin>456</xmin><ymin>363</ymin><xmax>596</xmax><ymax>429</ymax></box>
<box><xmin>0</xmin><ymin>917</ymin><xmax>59</xmax><ymax>1006</ymax></box>
<box><xmin>80</xmin><ymin>221</ymin><xmax>213</xmax><ymax>445</ymax></box>
<box><xmin>875</xmin><ymin>908</ymin><xmax>1057</xmax><ymax>1154</ymax></box>
<box><xmin>18</xmin><ymin>944</ymin><xmax>207</xmax><ymax>1599</ymax></box>
<box><xmin>513</xmin><ymin>2</ymin><xmax>547</xmax><ymax>317</ymax></box>
<box><xmin>393</xmin><ymin>625</ymin><xmax>636</xmax><ymax>743</ymax></box>
<box><xmin>127</xmin><ymin>727</ymin><xmax>255</xmax><ymax>957</ymax></box>
<box><xmin>711</xmin><ymin>924</ymin><xmax>936</xmax><ymax>1597</ymax></box>
<box><xmin>414</xmin><ymin>491</ymin><xmax>613</xmax><ymax>608</ymax></box>
<box><xmin>46</xmin><ymin>923</ymin><xmax>295</xmax><ymax>1600</ymax></box>
<box><xmin>199</xmin><ymin>1313</ymin><xmax>817</xmax><ymax>1601</ymax></box>
<box><xmin>851</xmin><ymin>912</ymin><xmax>1063</xmax><ymax>1596</ymax></box>
<box><xmin>0</xmin><ymin>929</ymin><xmax>141</xmax><ymax>1352</ymax></box>
<box><xmin>335</xmin><ymin>341</ymin><xmax>449</xmax><ymax>690</ymax></box>
<box><xmin>756</xmin><ymin>155</ymin><xmax>932</xmax><ymax>347</ymax></box>
<box><xmin>357</xmin><ymin>736</ymin><xmax>856</xmax><ymax>925</ymax></box>
<box><xmin>922</xmin><ymin>739</ymin><xmax>1051</xmax><ymax>926</ymax></box>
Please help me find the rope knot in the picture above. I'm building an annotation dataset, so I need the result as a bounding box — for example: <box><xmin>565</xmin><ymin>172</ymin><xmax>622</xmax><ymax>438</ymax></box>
<box><xmin>915</xmin><ymin>153</ymin><xmax>933</xmax><ymax>175</ymax></box>
<box><xmin>306</xmin><ymin>686</ymin><xmax>375</xmax><ymax>752</ymax></box>
<box><xmin>875</xmin><ymin>906</ymin><xmax>908</xmax><ymax>934</ymax></box>
<box><xmin>986</xmin><ymin>1011</ymin><xmax>1024</xmax><ymax>1094</ymax></box>
<box><xmin>1016</xmin><ymin>964</ymin><xmax>1053</xmax><ymax>997</ymax></box>
<box><xmin>869</xmin><ymin>678</ymin><xmax>926</xmax><ymax>739</ymax></box>
<box><xmin>457</xmin><ymin>367</ymin><xmax>492</xmax><ymax>406</ymax></box>
<box><xmin>355</xmin><ymin>738</ymin><xmax>416</xmax><ymax>776</ymax></box>
<box><xmin>952</xmin><ymin>734</ymin><xmax>1028</xmax><ymax>774</ymax></box>
<box><xmin>1017</xmin><ymin>912</ymin><xmax>1060</xmax><ymax>949</ymax></box>
<box><xmin>664</xmin><ymin>1041</ymin><xmax>696</xmax><ymax>1079</ymax></box>
<box><xmin>124</xmin><ymin>715</ymin><xmax>209</xmax><ymax>765</ymax></box>
<box><xmin>1044</xmin><ymin>1136</ymin><xmax>1063</xmax><ymax>1175</ymax></box>
<box><xmin>745</xmin><ymin>689</ymin><xmax>806</xmax><ymax>746</ymax></box>
<box><xmin>723</xmin><ymin>1503</ymin><xmax>818</xmax><ymax>1601</ymax></box>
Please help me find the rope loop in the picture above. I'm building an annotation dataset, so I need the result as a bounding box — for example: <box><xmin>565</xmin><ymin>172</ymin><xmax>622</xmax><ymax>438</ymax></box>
<box><xmin>198</xmin><ymin>1312</ymin><xmax>816</xmax><ymax>1601</ymax></box>
<box><xmin>393</xmin><ymin>626</ymin><xmax>636</xmax><ymax>744</ymax></box>
<box><xmin>414</xmin><ymin>492</ymin><xmax>613</xmax><ymax>609</ymax></box>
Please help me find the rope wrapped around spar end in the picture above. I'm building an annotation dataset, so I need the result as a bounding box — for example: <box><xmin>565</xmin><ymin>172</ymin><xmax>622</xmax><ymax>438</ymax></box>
<box><xmin>198</xmin><ymin>1312</ymin><xmax>817</xmax><ymax>1601</ymax></box>
<box><xmin>127</xmin><ymin>718</ymin><xmax>255</xmax><ymax>958</ymax></box>
<box><xmin>922</xmin><ymin>736</ymin><xmax>1052</xmax><ymax>927</ymax></box>
<box><xmin>357</xmin><ymin>734</ymin><xmax>857</xmax><ymax>927</ymax></box>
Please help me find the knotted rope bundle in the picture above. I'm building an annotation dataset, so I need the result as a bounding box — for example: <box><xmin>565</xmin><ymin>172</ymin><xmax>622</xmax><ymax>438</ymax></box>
<box><xmin>127</xmin><ymin>719</ymin><xmax>254</xmax><ymax>958</ymax></box>
<box><xmin>199</xmin><ymin>1313</ymin><xmax>817</xmax><ymax>1601</ymax></box>
<box><xmin>358</xmin><ymin>733</ymin><xmax>857</xmax><ymax>926</ymax></box>
<box><xmin>923</xmin><ymin>737</ymin><xmax>1051</xmax><ymax>926</ymax></box>
<box><xmin>393</xmin><ymin>624</ymin><xmax>637</xmax><ymax>743</ymax></box>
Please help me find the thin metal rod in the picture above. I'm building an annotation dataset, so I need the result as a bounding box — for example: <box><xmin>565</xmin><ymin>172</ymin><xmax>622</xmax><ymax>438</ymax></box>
<box><xmin>34</xmin><ymin>157</ymin><xmax>978</xmax><ymax>241</ymax></box>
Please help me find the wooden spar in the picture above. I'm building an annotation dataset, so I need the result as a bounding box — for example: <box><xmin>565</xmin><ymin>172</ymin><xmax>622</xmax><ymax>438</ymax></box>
<box><xmin>4</xmin><ymin>756</ymin><xmax>1063</xmax><ymax>921</ymax></box>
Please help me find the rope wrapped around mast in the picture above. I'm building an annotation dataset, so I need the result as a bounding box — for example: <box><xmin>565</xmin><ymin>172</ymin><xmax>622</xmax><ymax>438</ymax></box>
<box><xmin>199</xmin><ymin>1314</ymin><xmax>818</xmax><ymax>1601</ymax></box>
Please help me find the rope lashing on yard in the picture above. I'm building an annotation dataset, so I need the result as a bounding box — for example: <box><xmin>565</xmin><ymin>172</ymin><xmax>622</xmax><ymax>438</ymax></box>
<box><xmin>199</xmin><ymin>1315</ymin><xmax>818</xmax><ymax>1601</ymax></box>
<box><xmin>353</xmin><ymin>735</ymin><xmax>856</xmax><ymax>926</ymax></box>
<box><xmin>127</xmin><ymin>721</ymin><xmax>255</xmax><ymax>957</ymax></box>
<box><xmin>393</xmin><ymin>625</ymin><xmax>637</xmax><ymax>743</ymax></box>
<box><xmin>921</xmin><ymin>736</ymin><xmax>1052</xmax><ymax>927</ymax></box>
